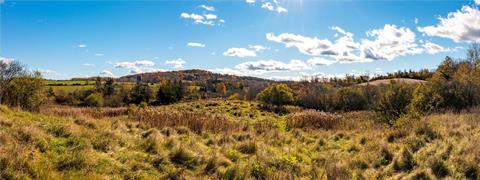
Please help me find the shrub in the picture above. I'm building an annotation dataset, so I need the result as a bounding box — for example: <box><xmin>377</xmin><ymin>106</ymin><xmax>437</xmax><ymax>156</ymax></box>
<box><xmin>286</xmin><ymin>110</ymin><xmax>341</xmax><ymax>130</ymax></box>
<box><xmin>84</xmin><ymin>93</ymin><xmax>104</xmax><ymax>107</ymax></box>
<box><xmin>409</xmin><ymin>84</ymin><xmax>443</xmax><ymax>115</ymax></box>
<box><xmin>334</xmin><ymin>87</ymin><xmax>367</xmax><ymax>111</ymax></box>
<box><xmin>257</xmin><ymin>84</ymin><xmax>294</xmax><ymax>107</ymax></box>
<box><xmin>374</xmin><ymin>82</ymin><xmax>414</xmax><ymax>124</ymax></box>
<box><xmin>2</xmin><ymin>71</ymin><xmax>46</xmax><ymax>112</ymax></box>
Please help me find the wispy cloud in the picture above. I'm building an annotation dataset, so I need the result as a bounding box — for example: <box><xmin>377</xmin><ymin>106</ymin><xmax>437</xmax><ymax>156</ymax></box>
<box><xmin>199</xmin><ymin>4</ymin><xmax>215</xmax><ymax>11</ymax></box>
<box><xmin>187</xmin><ymin>42</ymin><xmax>206</xmax><ymax>48</ymax></box>
<box><xmin>223</xmin><ymin>48</ymin><xmax>257</xmax><ymax>58</ymax></box>
<box><xmin>165</xmin><ymin>58</ymin><xmax>186</xmax><ymax>69</ymax></box>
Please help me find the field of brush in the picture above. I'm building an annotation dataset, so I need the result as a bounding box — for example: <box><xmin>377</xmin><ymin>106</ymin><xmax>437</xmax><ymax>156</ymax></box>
<box><xmin>0</xmin><ymin>99</ymin><xmax>479</xmax><ymax>179</ymax></box>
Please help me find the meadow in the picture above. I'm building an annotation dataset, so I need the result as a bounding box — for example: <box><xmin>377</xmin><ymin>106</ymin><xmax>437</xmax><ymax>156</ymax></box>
<box><xmin>1</xmin><ymin>99</ymin><xmax>479</xmax><ymax>179</ymax></box>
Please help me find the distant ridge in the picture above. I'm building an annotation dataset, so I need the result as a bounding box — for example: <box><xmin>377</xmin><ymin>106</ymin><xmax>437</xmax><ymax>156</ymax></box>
<box><xmin>117</xmin><ymin>69</ymin><xmax>271</xmax><ymax>83</ymax></box>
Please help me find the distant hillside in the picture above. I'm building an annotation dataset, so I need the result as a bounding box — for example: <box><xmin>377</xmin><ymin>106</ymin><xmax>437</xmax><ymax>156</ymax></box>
<box><xmin>117</xmin><ymin>69</ymin><xmax>271</xmax><ymax>83</ymax></box>
<box><xmin>359</xmin><ymin>78</ymin><xmax>427</xmax><ymax>86</ymax></box>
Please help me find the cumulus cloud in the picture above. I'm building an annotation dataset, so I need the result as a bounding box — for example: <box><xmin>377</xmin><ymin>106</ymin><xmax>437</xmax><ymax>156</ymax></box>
<box><xmin>246</xmin><ymin>0</ymin><xmax>255</xmax><ymax>4</ymax></box>
<box><xmin>418</xmin><ymin>6</ymin><xmax>480</xmax><ymax>43</ymax></box>
<box><xmin>77</xmin><ymin>44</ymin><xmax>87</xmax><ymax>48</ymax></box>
<box><xmin>187</xmin><ymin>42</ymin><xmax>206</xmax><ymax>48</ymax></box>
<box><xmin>199</xmin><ymin>5</ymin><xmax>215</xmax><ymax>11</ymax></box>
<box><xmin>361</xmin><ymin>24</ymin><xmax>423</xmax><ymax>60</ymax></box>
<box><xmin>235</xmin><ymin>59</ymin><xmax>310</xmax><ymax>72</ymax></box>
<box><xmin>267</xmin><ymin>24</ymin><xmax>432</xmax><ymax>63</ymax></box>
<box><xmin>99</xmin><ymin>70</ymin><xmax>115</xmax><ymax>77</ymax></box>
<box><xmin>476</xmin><ymin>0</ymin><xmax>480</xmax><ymax>5</ymax></box>
<box><xmin>180</xmin><ymin>12</ymin><xmax>222</xmax><ymax>26</ymax></box>
<box><xmin>165</xmin><ymin>58</ymin><xmax>186</xmax><ymax>69</ymax></box>
<box><xmin>223</xmin><ymin>48</ymin><xmax>257</xmax><ymax>57</ymax></box>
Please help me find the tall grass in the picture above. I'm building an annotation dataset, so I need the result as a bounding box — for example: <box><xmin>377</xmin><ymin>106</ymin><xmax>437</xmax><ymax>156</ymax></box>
<box><xmin>129</xmin><ymin>108</ymin><xmax>240</xmax><ymax>134</ymax></box>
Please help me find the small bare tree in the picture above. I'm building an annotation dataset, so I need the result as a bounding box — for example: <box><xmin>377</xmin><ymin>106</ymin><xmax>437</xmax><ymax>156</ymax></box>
<box><xmin>0</xmin><ymin>60</ymin><xmax>26</xmax><ymax>104</ymax></box>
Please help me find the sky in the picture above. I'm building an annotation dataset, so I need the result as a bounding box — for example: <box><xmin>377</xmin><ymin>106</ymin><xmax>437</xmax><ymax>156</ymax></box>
<box><xmin>1</xmin><ymin>0</ymin><xmax>479</xmax><ymax>80</ymax></box>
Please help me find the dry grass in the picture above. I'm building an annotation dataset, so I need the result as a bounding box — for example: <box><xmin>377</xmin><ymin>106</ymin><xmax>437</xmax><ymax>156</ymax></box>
<box><xmin>0</xmin><ymin>100</ymin><xmax>479</xmax><ymax>179</ymax></box>
<box><xmin>286</xmin><ymin>110</ymin><xmax>342</xmax><ymax>130</ymax></box>
<box><xmin>42</xmin><ymin>105</ymin><xmax>127</xmax><ymax>119</ymax></box>
<box><xmin>129</xmin><ymin>108</ymin><xmax>240</xmax><ymax>134</ymax></box>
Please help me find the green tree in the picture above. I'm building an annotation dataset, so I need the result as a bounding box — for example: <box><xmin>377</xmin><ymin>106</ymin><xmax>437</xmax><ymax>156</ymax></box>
<box><xmin>103</xmin><ymin>78</ymin><xmax>115</xmax><ymax>96</ymax></box>
<box><xmin>3</xmin><ymin>71</ymin><xmax>46</xmax><ymax>112</ymax></box>
<box><xmin>257</xmin><ymin>84</ymin><xmax>294</xmax><ymax>106</ymax></box>
<box><xmin>155</xmin><ymin>81</ymin><xmax>183</xmax><ymax>105</ymax></box>
<box><xmin>334</xmin><ymin>87</ymin><xmax>367</xmax><ymax>111</ymax></box>
<box><xmin>374</xmin><ymin>82</ymin><xmax>414</xmax><ymax>124</ymax></box>
<box><xmin>129</xmin><ymin>83</ymin><xmax>154</xmax><ymax>104</ymax></box>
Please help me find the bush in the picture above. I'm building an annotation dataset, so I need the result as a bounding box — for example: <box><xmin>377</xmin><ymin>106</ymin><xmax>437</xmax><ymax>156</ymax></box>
<box><xmin>409</xmin><ymin>84</ymin><xmax>443</xmax><ymax>115</ymax></box>
<box><xmin>334</xmin><ymin>87</ymin><xmax>367</xmax><ymax>111</ymax></box>
<box><xmin>286</xmin><ymin>110</ymin><xmax>341</xmax><ymax>130</ymax></box>
<box><xmin>375</xmin><ymin>82</ymin><xmax>414</xmax><ymax>124</ymax></box>
<box><xmin>155</xmin><ymin>80</ymin><xmax>183</xmax><ymax>105</ymax></box>
<box><xmin>84</xmin><ymin>93</ymin><xmax>104</xmax><ymax>107</ymax></box>
<box><xmin>2</xmin><ymin>71</ymin><xmax>46</xmax><ymax>112</ymax></box>
<box><xmin>257</xmin><ymin>84</ymin><xmax>294</xmax><ymax>107</ymax></box>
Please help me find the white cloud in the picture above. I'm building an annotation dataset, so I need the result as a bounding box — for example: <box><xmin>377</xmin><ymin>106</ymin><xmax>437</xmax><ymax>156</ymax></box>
<box><xmin>422</xmin><ymin>41</ymin><xmax>451</xmax><ymax>54</ymax></box>
<box><xmin>204</xmin><ymin>14</ymin><xmax>217</xmax><ymax>20</ymax></box>
<box><xmin>187</xmin><ymin>42</ymin><xmax>206</xmax><ymax>48</ymax></box>
<box><xmin>99</xmin><ymin>70</ymin><xmax>115</xmax><ymax>77</ymax></box>
<box><xmin>261</xmin><ymin>1</ymin><xmax>287</xmax><ymax>13</ymax></box>
<box><xmin>83</xmin><ymin>63</ymin><xmax>95</xmax><ymax>67</ymax></box>
<box><xmin>180</xmin><ymin>12</ymin><xmax>222</xmax><ymax>26</ymax></box>
<box><xmin>246</xmin><ymin>0</ymin><xmax>255</xmax><ymax>4</ymax></box>
<box><xmin>0</xmin><ymin>57</ymin><xmax>14</xmax><ymax>64</ymax></box>
<box><xmin>199</xmin><ymin>5</ymin><xmax>215</xmax><ymax>11</ymax></box>
<box><xmin>267</xmin><ymin>24</ymin><xmax>440</xmax><ymax>63</ymax></box>
<box><xmin>476</xmin><ymin>0</ymin><xmax>480</xmax><ymax>5</ymax></box>
<box><xmin>77</xmin><ymin>44</ymin><xmax>87</xmax><ymax>48</ymax></box>
<box><xmin>266</xmin><ymin>30</ymin><xmax>361</xmax><ymax>61</ymax></box>
<box><xmin>223</xmin><ymin>48</ymin><xmax>257</xmax><ymax>57</ymax></box>
<box><xmin>248</xmin><ymin>45</ymin><xmax>268</xmax><ymax>52</ymax></box>
<box><xmin>95</xmin><ymin>53</ymin><xmax>104</xmax><ymax>57</ymax></box>
<box><xmin>165</xmin><ymin>58</ymin><xmax>186</xmax><ymax>69</ymax></box>
<box><xmin>414</xmin><ymin>18</ymin><xmax>419</xmax><ymax>25</ymax></box>
<box><xmin>418</xmin><ymin>6</ymin><xmax>480</xmax><ymax>43</ymax></box>
<box><xmin>114</xmin><ymin>60</ymin><xmax>155</xmax><ymax>69</ymax></box>
<box><xmin>361</xmin><ymin>24</ymin><xmax>423</xmax><ymax>60</ymax></box>
<box><xmin>235</xmin><ymin>59</ymin><xmax>310</xmax><ymax>72</ymax></box>
<box><xmin>306</xmin><ymin>57</ymin><xmax>337</xmax><ymax>66</ymax></box>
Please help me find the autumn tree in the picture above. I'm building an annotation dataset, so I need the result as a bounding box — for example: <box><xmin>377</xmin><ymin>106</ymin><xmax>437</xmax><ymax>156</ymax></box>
<box><xmin>257</xmin><ymin>83</ymin><xmax>294</xmax><ymax>107</ymax></box>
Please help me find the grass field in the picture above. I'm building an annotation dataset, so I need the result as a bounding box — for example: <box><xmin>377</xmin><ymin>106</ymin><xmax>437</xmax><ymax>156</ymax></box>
<box><xmin>1</xmin><ymin>100</ymin><xmax>479</xmax><ymax>179</ymax></box>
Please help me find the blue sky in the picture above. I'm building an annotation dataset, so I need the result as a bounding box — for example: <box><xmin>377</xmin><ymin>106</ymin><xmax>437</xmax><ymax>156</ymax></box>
<box><xmin>1</xmin><ymin>0</ymin><xmax>479</xmax><ymax>80</ymax></box>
